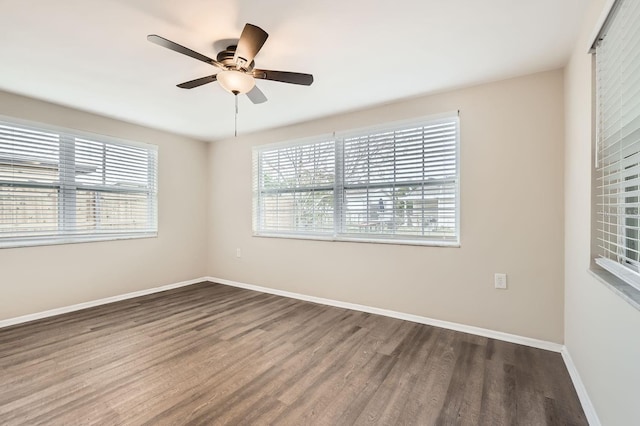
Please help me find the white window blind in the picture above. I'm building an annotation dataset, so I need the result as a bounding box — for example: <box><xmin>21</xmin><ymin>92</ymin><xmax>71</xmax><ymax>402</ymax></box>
<box><xmin>254</xmin><ymin>138</ymin><xmax>335</xmax><ymax>235</ymax></box>
<box><xmin>253</xmin><ymin>114</ymin><xmax>460</xmax><ymax>245</ymax></box>
<box><xmin>342</xmin><ymin>119</ymin><xmax>458</xmax><ymax>241</ymax></box>
<box><xmin>0</xmin><ymin>116</ymin><xmax>158</xmax><ymax>248</ymax></box>
<box><xmin>594</xmin><ymin>0</ymin><xmax>640</xmax><ymax>290</ymax></box>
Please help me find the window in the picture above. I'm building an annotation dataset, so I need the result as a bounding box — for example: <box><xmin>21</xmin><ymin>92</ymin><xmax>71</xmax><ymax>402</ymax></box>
<box><xmin>0</xmin><ymin>116</ymin><xmax>158</xmax><ymax>248</ymax></box>
<box><xmin>593</xmin><ymin>0</ymin><xmax>640</xmax><ymax>291</ymax></box>
<box><xmin>253</xmin><ymin>114</ymin><xmax>459</xmax><ymax>246</ymax></box>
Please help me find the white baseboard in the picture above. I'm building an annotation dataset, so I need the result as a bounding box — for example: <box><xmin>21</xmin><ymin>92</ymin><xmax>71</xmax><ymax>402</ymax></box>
<box><xmin>561</xmin><ymin>347</ymin><xmax>601</xmax><ymax>426</ymax></box>
<box><xmin>1</xmin><ymin>275</ymin><xmax>564</xmax><ymax>353</ymax></box>
<box><xmin>0</xmin><ymin>277</ymin><xmax>208</xmax><ymax>329</ymax></box>
<box><xmin>206</xmin><ymin>276</ymin><xmax>563</xmax><ymax>353</ymax></box>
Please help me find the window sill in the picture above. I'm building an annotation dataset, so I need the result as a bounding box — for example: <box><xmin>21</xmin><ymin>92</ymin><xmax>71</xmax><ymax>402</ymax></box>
<box><xmin>253</xmin><ymin>232</ymin><xmax>460</xmax><ymax>248</ymax></box>
<box><xmin>589</xmin><ymin>266</ymin><xmax>640</xmax><ymax>312</ymax></box>
<box><xmin>0</xmin><ymin>233</ymin><xmax>158</xmax><ymax>250</ymax></box>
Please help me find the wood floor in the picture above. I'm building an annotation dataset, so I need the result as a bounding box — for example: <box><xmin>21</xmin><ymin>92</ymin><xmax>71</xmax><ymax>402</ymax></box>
<box><xmin>0</xmin><ymin>282</ymin><xmax>586</xmax><ymax>425</ymax></box>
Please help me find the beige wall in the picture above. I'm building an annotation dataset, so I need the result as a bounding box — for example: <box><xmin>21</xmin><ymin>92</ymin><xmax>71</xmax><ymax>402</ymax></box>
<box><xmin>564</xmin><ymin>0</ymin><xmax>640</xmax><ymax>424</ymax></box>
<box><xmin>208</xmin><ymin>70</ymin><xmax>565</xmax><ymax>343</ymax></box>
<box><xmin>0</xmin><ymin>91</ymin><xmax>209</xmax><ymax>321</ymax></box>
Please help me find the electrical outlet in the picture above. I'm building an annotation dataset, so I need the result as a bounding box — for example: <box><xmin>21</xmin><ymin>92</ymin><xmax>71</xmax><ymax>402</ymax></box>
<box><xmin>236</xmin><ymin>248</ymin><xmax>241</xmax><ymax>258</ymax></box>
<box><xmin>494</xmin><ymin>273</ymin><xmax>507</xmax><ymax>289</ymax></box>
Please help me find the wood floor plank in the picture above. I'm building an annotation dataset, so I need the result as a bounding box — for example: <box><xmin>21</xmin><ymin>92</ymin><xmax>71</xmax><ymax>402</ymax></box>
<box><xmin>395</xmin><ymin>329</ymin><xmax>458</xmax><ymax>425</ymax></box>
<box><xmin>434</xmin><ymin>340</ymin><xmax>485</xmax><ymax>425</ymax></box>
<box><xmin>352</xmin><ymin>324</ymin><xmax>439</xmax><ymax>425</ymax></box>
<box><xmin>0</xmin><ymin>282</ymin><xmax>587</xmax><ymax>425</ymax></box>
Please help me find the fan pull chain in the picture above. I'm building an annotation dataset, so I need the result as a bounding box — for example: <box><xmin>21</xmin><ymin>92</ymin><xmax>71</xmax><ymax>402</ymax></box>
<box><xmin>234</xmin><ymin>94</ymin><xmax>238</xmax><ymax>137</ymax></box>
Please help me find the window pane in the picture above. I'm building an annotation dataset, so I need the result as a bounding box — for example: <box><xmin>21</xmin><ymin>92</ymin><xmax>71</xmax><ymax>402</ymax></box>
<box><xmin>343</xmin><ymin>182</ymin><xmax>457</xmax><ymax>240</ymax></box>
<box><xmin>344</xmin><ymin>122</ymin><xmax>457</xmax><ymax>186</ymax></box>
<box><xmin>76</xmin><ymin>190</ymin><xmax>154</xmax><ymax>233</ymax></box>
<box><xmin>0</xmin><ymin>186</ymin><xmax>59</xmax><ymax>237</ymax></box>
<box><xmin>257</xmin><ymin>139</ymin><xmax>335</xmax><ymax>235</ymax></box>
<box><xmin>76</xmin><ymin>138</ymin><xmax>153</xmax><ymax>189</ymax></box>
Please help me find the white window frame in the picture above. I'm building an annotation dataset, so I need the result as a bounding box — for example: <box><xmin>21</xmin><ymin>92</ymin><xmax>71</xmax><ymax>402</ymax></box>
<box><xmin>0</xmin><ymin>115</ymin><xmax>158</xmax><ymax>249</ymax></box>
<box><xmin>591</xmin><ymin>0</ymin><xmax>640</xmax><ymax>293</ymax></box>
<box><xmin>253</xmin><ymin>112</ymin><xmax>460</xmax><ymax>247</ymax></box>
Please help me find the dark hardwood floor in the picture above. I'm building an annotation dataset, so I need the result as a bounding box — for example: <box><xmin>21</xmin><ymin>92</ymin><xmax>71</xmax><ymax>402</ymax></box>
<box><xmin>0</xmin><ymin>282</ymin><xmax>587</xmax><ymax>425</ymax></box>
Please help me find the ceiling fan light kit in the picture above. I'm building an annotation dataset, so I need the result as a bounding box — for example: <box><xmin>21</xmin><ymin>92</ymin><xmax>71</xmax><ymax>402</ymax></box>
<box><xmin>216</xmin><ymin>70</ymin><xmax>255</xmax><ymax>94</ymax></box>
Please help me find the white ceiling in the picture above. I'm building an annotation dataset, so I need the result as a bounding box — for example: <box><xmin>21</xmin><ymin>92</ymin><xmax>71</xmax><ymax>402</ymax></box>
<box><xmin>0</xmin><ymin>0</ymin><xmax>590</xmax><ymax>141</ymax></box>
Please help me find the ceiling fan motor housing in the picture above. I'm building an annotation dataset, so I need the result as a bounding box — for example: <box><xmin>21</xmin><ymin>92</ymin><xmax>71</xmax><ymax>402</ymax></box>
<box><xmin>217</xmin><ymin>46</ymin><xmax>254</xmax><ymax>71</ymax></box>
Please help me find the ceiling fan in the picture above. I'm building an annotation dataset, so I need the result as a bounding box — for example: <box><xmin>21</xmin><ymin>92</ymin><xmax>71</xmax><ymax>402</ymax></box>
<box><xmin>147</xmin><ymin>23</ymin><xmax>314</xmax><ymax>104</ymax></box>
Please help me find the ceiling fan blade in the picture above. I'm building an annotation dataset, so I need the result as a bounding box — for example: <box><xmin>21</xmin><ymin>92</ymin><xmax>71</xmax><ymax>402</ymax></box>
<box><xmin>147</xmin><ymin>34</ymin><xmax>223</xmax><ymax>68</ymax></box>
<box><xmin>233</xmin><ymin>24</ymin><xmax>269</xmax><ymax>68</ymax></box>
<box><xmin>177</xmin><ymin>75</ymin><xmax>218</xmax><ymax>89</ymax></box>
<box><xmin>246</xmin><ymin>86</ymin><xmax>268</xmax><ymax>104</ymax></box>
<box><xmin>253</xmin><ymin>69</ymin><xmax>314</xmax><ymax>86</ymax></box>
